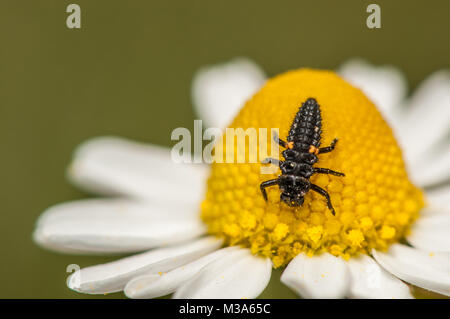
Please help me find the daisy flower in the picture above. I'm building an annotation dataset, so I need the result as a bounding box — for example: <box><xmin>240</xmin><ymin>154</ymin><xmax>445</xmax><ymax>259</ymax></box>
<box><xmin>33</xmin><ymin>58</ymin><xmax>450</xmax><ymax>299</ymax></box>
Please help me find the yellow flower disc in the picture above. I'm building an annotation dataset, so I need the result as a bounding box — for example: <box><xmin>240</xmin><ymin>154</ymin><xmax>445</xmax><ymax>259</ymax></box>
<box><xmin>201</xmin><ymin>69</ymin><xmax>424</xmax><ymax>268</ymax></box>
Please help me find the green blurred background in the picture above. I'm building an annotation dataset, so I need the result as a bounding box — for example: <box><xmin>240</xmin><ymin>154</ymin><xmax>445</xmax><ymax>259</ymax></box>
<box><xmin>1</xmin><ymin>0</ymin><xmax>449</xmax><ymax>298</ymax></box>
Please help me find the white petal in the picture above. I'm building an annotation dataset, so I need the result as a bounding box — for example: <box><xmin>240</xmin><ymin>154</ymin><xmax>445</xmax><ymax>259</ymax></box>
<box><xmin>397</xmin><ymin>70</ymin><xmax>450</xmax><ymax>164</ymax></box>
<box><xmin>124</xmin><ymin>247</ymin><xmax>238</xmax><ymax>299</ymax></box>
<box><xmin>407</xmin><ymin>214</ymin><xmax>450</xmax><ymax>252</ymax></box>
<box><xmin>67</xmin><ymin>237</ymin><xmax>222</xmax><ymax>294</ymax></box>
<box><xmin>68</xmin><ymin>137</ymin><xmax>209</xmax><ymax>203</ymax></box>
<box><xmin>173</xmin><ymin>248</ymin><xmax>272</xmax><ymax>299</ymax></box>
<box><xmin>347</xmin><ymin>254</ymin><xmax>412</xmax><ymax>299</ymax></box>
<box><xmin>338</xmin><ymin>59</ymin><xmax>407</xmax><ymax>125</ymax></box>
<box><xmin>192</xmin><ymin>57</ymin><xmax>266</xmax><ymax>129</ymax></box>
<box><xmin>373</xmin><ymin>244</ymin><xmax>450</xmax><ymax>296</ymax></box>
<box><xmin>34</xmin><ymin>199</ymin><xmax>205</xmax><ymax>254</ymax></box>
<box><xmin>408</xmin><ymin>146</ymin><xmax>450</xmax><ymax>188</ymax></box>
<box><xmin>427</xmin><ymin>185</ymin><xmax>450</xmax><ymax>209</ymax></box>
<box><xmin>419</xmin><ymin>206</ymin><xmax>450</xmax><ymax>217</ymax></box>
<box><xmin>280</xmin><ymin>253</ymin><xmax>350</xmax><ymax>299</ymax></box>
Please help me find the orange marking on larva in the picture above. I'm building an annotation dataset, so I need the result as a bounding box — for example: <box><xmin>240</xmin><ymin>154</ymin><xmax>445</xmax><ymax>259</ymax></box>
<box><xmin>287</xmin><ymin>142</ymin><xmax>294</xmax><ymax>149</ymax></box>
<box><xmin>309</xmin><ymin>145</ymin><xmax>319</xmax><ymax>155</ymax></box>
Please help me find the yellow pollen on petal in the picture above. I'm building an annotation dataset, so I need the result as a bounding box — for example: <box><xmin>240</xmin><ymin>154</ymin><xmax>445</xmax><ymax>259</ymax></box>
<box><xmin>200</xmin><ymin>69</ymin><xmax>424</xmax><ymax>268</ymax></box>
<box><xmin>329</xmin><ymin>244</ymin><xmax>344</xmax><ymax>256</ymax></box>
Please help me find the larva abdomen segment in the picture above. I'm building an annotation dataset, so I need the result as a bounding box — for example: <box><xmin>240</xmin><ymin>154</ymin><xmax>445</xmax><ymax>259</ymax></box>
<box><xmin>287</xmin><ymin>98</ymin><xmax>322</xmax><ymax>151</ymax></box>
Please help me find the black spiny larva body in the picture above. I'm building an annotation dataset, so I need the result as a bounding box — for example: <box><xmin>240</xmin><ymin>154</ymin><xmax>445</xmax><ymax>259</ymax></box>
<box><xmin>260</xmin><ymin>98</ymin><xmax>345</xmax><ymax>215</ymax></box>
